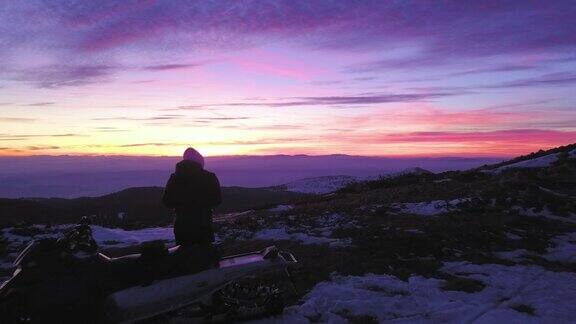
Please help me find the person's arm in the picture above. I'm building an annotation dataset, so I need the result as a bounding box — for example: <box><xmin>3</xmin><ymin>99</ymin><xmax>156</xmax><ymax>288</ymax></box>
<box><xmin>207</xmin><ymin>173</ymin><xmax>222</xmax><ymax>207</ymax></box>
<box><xmin>162</xmin><ymin>174</ymin><xmax>177</xmax><ymax>208</ymax></box>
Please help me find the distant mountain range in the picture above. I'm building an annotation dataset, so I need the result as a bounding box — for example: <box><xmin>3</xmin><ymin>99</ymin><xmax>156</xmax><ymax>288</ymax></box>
<box><xmin>0</xmin><ymin>155</ymin><xmax>504</xmax><ymax>198</ymax></box>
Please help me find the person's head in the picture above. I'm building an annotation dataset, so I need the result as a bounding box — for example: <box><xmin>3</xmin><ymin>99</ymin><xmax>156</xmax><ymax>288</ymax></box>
<box><xmin>182</xmin><ymin>147</ymin><xmax>205</xmax><ymax>168</ymax></box>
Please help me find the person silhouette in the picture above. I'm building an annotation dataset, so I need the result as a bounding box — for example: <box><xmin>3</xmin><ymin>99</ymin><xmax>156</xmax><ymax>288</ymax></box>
<box><xmin>162</xmin><ymin>148</ymin><xmax>222</xmax><ymax>247</ymax></box>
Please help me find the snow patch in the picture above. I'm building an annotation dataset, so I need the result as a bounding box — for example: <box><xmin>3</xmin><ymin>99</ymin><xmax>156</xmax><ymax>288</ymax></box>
<box><xmin>266</xmin><ymin>263</ymin><xmax>576</xmax><ymax>323</ymax></box>
<box><xmin>212</xmin><ymin>213</ymin><xmax>355</xmax><ymax>246</ymax></box>
<box><xmin>513</xmin><ymin>206</ymin><xmax>576</xmax><ymax>224</ymax></box>
<box><xmin>493</xmin><ymin>249</ymin><xmax>533</xmax><ymax>262</ymax></box>
<box><xmin>251</xmin><ymin>213</ymin><xmax>353</xmax><ymax>247</ymax></box>
<box><xmin>253</xmin><ymin>227</ymin><xmax>349</xmax><ymax>247</ymax></box>
<box><xmin>268</xmin><ymin>205</ymin><xmax>294</xmax><ymax>212</ymax></box>
<box><xmin>434</xmin><ymin>178</ymin><xmax>452</xmax><ymax>183</ymax></box>
<box><xmin>393</xmin><ymin>198</ymin><xmax>468</xmax><ymax>216</ymax></box>
<box><xmin>494</xmin><ymin>153</ymin><xmax>560</xmax><ymax>172</ymax></box>
<box><xmin>545</xmin><ymin>232</ymin><xmax>576</xmax><ymax>264</ymax></box>
<box><xmin>0</xmin><ymin>225</ymin><xmax>175</xmax><ymax>249</ymax></box>
<box><xmin>91</xmin><ymin>226</ymin><xmax>174</xmax><ymax>247</ymax></box>
<box><xmin>505</xmin><ymin>232</ymin><xmax>522</xmax><ymax>240</ymax></box>
<box><xmin>1</xmin><ymin>225</ymin><xmax>70</xmax><ymax>248</ymax></box>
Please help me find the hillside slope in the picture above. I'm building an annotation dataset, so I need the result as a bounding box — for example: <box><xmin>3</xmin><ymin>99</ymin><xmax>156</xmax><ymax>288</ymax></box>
<box><xmin>273</xmin><ymin>167</ymin><xmax>433</xmax><ymax>194</ymax></box>
<box><xmin>479</xmin><ymin>143</ymin><xmax>576</xmax><ymax>171</ymax></box>
<box><xmin>0</xmin><ymin>186</ymin><xmax>307</xmax><ymax>227</ymax></box>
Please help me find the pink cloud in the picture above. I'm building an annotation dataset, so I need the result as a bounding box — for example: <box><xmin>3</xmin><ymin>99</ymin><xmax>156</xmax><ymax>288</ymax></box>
<box><xmin>227</xmin><ymin>49</ymin><xmax>323</xmax><ymax>81</ymax></box>
<box><xmin>316</xmin><ymin>129</ymin><xmax>576</xmax><ymax>156</ymax></box>
<box><xmin>372</xmin><ymin>129</ymin><xmax>575</xmax><ymax>144</ymax></box>
<box><xmin>343</xmin><ymin>104</ymin><xmax>558</xmax><ymax>131</ymax></box>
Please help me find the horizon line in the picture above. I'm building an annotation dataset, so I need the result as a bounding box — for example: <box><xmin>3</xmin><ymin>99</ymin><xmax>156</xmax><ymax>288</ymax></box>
<box><xmin>0</xmin><ymin>152</ymin><xmax>512</xmax><ymax>159</ymax></box>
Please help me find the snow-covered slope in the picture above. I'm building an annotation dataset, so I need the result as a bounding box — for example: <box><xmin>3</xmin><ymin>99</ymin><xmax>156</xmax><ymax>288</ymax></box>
<box><xmin>283</xmin><ymin>167</ymin><xmax>432</xmax><ymax>194</ymax></box>
<box><xmin>494</xmin><ymin>153</ymin><xmax>560</xmax><ymax>172</ymax></box>
<box><xmin>269</xmin><ymin>262</ymin><xmax>576</xmax><ymax>323</ymax></box>
<box><xmin>492</xmin><ymin>148</ymin><xmax>576</xmax><ymax>173</ymax></box>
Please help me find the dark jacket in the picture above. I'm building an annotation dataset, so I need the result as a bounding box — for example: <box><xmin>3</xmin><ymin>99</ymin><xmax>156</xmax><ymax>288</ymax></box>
<box><xmin>162</xmin><ymin>160</ymin><xmax>222</xmax><ymax>245</ymax></box>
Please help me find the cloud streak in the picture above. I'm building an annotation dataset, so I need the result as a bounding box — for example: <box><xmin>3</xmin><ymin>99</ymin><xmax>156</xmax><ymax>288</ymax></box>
<box><xmin>13</xmin><ymin>65</ymin><xmax>117</xmax><ymax>88</ymax></box>
<box><xmin>140</xmin><ymin>63</ymin><xmax>202</xmax><ymax>71</ymax></box>
<box><xmin>368</xmin><ymin>129</ymin><xmax>576</xmax><ymax>144</ymax></box>
<box><xmin>0</xmin><ymin>133</ymin><xmax>86</xmax><ymax>140</ymax></box>
<box><xmin>23</xmin><ymin>102</ymin><xmax>56</xmax><ymax>107</ymax></box>
<box><xmin>495</xmin><ymin>72</ymin><xmax>576</xmax><ymax>89</ymax></box>
<box><xmin>92</xmin><ymin>114</ymin><xmax>186</xmax><ymax>122</ymax></box>
<box><xmin>0</xmin><ymin>117</ymin><xmax>37</xmax><ymax>123</ymax></box>
<box><xmin>174</xmin><ymin>92</ymin><xmax>461</xmax><ymax>110</ymax></box>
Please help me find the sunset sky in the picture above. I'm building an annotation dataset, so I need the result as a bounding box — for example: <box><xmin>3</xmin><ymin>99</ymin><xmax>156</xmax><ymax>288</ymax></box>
<box><xmin>1</xmin><ymin>1</ymin><xmax>575</xmax><ymax>157</ymax></box>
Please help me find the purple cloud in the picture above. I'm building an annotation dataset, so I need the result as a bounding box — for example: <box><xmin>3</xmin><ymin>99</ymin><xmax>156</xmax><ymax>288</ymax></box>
<box><xmin>175</xmin><ymin>91</ymin><xmax>461</xmax><ymax>109</ymax></box>
<box><xmin>141</xmin><ymin>63</ymin><xmax>202</xmax><ymax>71</ymax></box>
<box><xmin>445</xmin><ymin>64</ymin><xmax>538</xmax><ymax>77</ymax></box>
<box><xmin>23</xmin><ymin>102</ymin><xmax>56</xmax><ymax>107</ymax></box>
<box><xmin>289</xmin><ymin>93</ymin><xmax>457</xmax><ymax>106</ymax></box>
<box><xmin>11</xmin><ymin>62</ymin><xmax>201</xmax><ymax>88</ymax></box>
<box><xmin>4</xmin><ymin>2</ymin><xmax>575</xmax><ymax>59</ymax></box>
<box><xmin>1</xmin><ymin>1</ymin><xmax>575</xmax><ymax>89</ymax></box>
<box><xmin>496</xmin><ymin>72</ymin><xmax>576</xmax><ymax>89</ymax></box>
<box><xmin>14</xmin><ymin>65</ymin><xmax>116</xmax><ymax>88</ymax></box>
